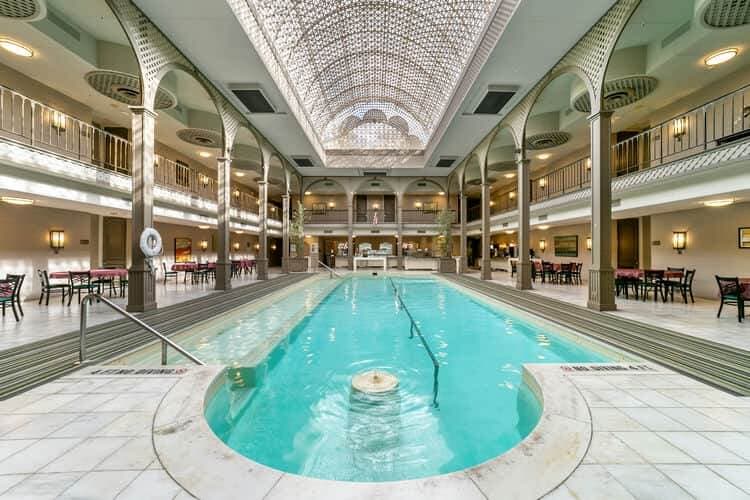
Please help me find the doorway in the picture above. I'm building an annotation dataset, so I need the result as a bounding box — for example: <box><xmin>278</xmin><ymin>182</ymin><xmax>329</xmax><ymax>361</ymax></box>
<box><xmin>467</xmin><ymin>236</ymin><xmax>481</xmax><ymax>267</ymax></box>
<box><xmin>617</xmin><ymin>218</ymin><xmax>639</xmax><ymax>269</ymax></box>
<box><xmin>102</xmin><ymin>217</ymin><xmax>127</xmax><ymax>268</ymax></box>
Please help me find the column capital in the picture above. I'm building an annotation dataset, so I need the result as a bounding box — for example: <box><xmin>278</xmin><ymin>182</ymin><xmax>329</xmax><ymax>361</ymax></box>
<box><xmin>128</xmin><ymin>105</ymin><xmax>158</xmax><ymax>118</ymax></box>
<box><xmin>257</xmin><ymin>180</ymin><xmax>267</xmax><ymax>186</ymax></box>
<box><xmin>588</xmin><ymin>109</ymin><xmax>614</xmax><ymax>122</ymax></box>
<box><xmin>281</xmin><ymin>193</ymin><xmax>290</xmax><ymax>200</ymax></box>
<box><xmin>217</xmin><ymin>157</ymin><xmax>230</xmax><ymax>163</ymax></box>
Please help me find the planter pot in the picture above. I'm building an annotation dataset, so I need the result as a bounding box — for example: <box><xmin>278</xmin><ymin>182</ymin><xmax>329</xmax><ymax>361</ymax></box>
<box><xmin>437</xmin><ymin>257</ymin><xmax>456</xmax><ymax>274</ymax></box>
<box><xmin>286</xmin><ymin>257</ymin><xmax>308</xmax><ymax>273</ymax></box>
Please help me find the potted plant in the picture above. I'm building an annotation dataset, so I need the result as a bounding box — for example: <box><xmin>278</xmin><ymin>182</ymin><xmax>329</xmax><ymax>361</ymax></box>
<box><xmin>287</xmin><ymin>201</ymin><xmax>308</xmax><ymax>272</ymax></box>
<box><xmin>434</xmin><ymin>207</ymin><xmax>456</xmax><ymax>273</ymax></box>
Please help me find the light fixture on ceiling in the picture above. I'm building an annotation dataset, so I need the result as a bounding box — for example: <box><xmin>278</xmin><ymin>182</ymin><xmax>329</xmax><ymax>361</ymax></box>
<box><xmin>504</xmin><ymin>230</ymin><xmax>515</xmax><ymax>235</ymax></box>
<box><xmin>703</xmin><ymin>198</ymin><xmax>734</xmax><ymax>207</ymax></box>
<box><xmin>504</xmin><ymin>173</ymin><xmax>516</xmax><ymax>179</ymax></box>
<box><xmin>304</xmin><ymin>191</ymin><xmax>312</xmax><ymax>196</ymax></box>
<box><xmin>235</xmin><ymin>230</ymin><xmax>244</xmax><ymax>234</ymax></box>
<box><xmin>537</xmin><ymin>153</ymin><xmax>551</xmax><ymax>160</ymax></box>
<box><xmin>438</xmin><ymin>191</ymin><xmax>445</xmax><ymax>196</ymax></box>
<box><xmin>1</xmin><ymin>196</ymin><xmax>33</xmax><ymax>205</ymax></box>
<box><xmin>197</xmin><ymin>224</ymin><xmax>210</xmax><ymax>230</ymax></box>
<box><xmin>538</xmin><ymin>225</ymin><xmax>550</xmax><ymax>230</ymax></box>
<box><xmin>234</xmin><ymin>171</ymin><xmax>246</xmax><ymax>177</ymax></box>
<box><xmin>705</xmin><ymin>48</ymin><xmax>738</xmax><ymax>67</ymax></box>
<box><xmin>0</xmin><ymin>39</ymin><xmax>33</xmax><ymax>58</ymax></box>
<box><xmin>198</xmin><ymin>151</ymin><xmax>212</xmax><ymax>158</ymax></box>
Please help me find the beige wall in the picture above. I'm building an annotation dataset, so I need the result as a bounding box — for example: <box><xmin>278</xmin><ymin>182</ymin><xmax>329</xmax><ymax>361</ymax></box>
<box><xmin>650</xmin><ymin>202</ymin><xmax>750</xmax><ymax>298</ymax></box>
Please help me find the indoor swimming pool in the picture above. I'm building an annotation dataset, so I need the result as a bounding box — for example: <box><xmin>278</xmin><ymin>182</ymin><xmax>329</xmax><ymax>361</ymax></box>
<box><xmin>203</xmin><ymin>275</ymin><xmax>614</xmax><ymax>482</ymax></box>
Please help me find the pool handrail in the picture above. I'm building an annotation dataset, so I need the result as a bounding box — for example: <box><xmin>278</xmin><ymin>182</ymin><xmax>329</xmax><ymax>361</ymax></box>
<box><xmin>388</xmin><ymin>278</ymin><xmax>440</xmax><ymax>407</ymax></box>
<box><xmin>78</xmin><ymin>293</ymin><xmax>204</xmax><ymax>366</ymax></box>
<box><xmin>317</xmin><ymin>260</ymin><xmax>342</xmax><ymax>278</ymax></box>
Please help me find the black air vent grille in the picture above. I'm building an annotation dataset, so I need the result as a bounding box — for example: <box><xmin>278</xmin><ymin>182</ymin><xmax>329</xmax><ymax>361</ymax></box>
<box><xmin>435</xmin><ymin>158</ymin><xmax>455</xmax><ymax>168</ymax></box>
<box><xmin>363</xmin><ymin>171</ymin><xmax>387</xmax><ymax>177</ymax></box>
<box><xmin>232</xmin><ymin>89</ymin><xmax>275</xmax><ymax>113</ymax></box>
<box><xmin>474</xmin><ymin>90</ymin><xmax>515</xmax><ymax>114</ymax></box>
<box><xmin>292</xmin><ymin>157</ymin><xmax>314</xmax><ymax>167</ymax></box>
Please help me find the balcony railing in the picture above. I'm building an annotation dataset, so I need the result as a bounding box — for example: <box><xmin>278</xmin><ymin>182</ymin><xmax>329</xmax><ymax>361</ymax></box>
<box><xmin>401</xmin><ymin>208</ymin><xmax>455</xmax><ymax>224</ymax></box>
<box><xmin>0</xmin><ymin>84</ymin><xmax>269</xmax><ymax>216</ymax></box>
<box><xmin>305</xmin><ymin>209</ymin><xmax>348</xmax><ymax>224</ymax></box>
<box><xmin>356</xmin><ymin>210</ymin><xmax>396</xmax><ymax>224</ymax></box>
<box><xmin>532</xmin><ymin>156</ymin><xmax>591</xmax><ymax>202</ymax></box>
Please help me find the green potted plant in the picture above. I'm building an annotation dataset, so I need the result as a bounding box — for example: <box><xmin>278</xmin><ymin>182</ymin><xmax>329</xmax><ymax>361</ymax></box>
<box><xmin>287</xmin><ymin>201</ymin><xmax>308</xmax><ymax>272</ymax></box>
<box><xmin>434</xmin><ymin>207</ymin><xmax>456</xmax><ymax>273</ymax></box>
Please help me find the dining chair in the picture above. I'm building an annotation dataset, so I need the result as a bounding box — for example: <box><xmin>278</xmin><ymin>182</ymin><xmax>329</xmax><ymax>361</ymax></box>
<box><xmin>558</xmin><ymin>263</ymin><xmax>573</xmax><ymax>285</ymax></box>
<box><xmin>0</xmin><ymin>277</ymin><xmax>23</xmax><ymax>321</ymax></box>
<box><xmin>68</xmin><ymin>271</ymin><xmax>99</xmax><ymax>306</ymax></box>
<box><xmin>5</xmin><ymin>274</ymin><xmax>25</xmax><ymax>317</ymax></box>
<box><xmin>542</xmin><ymin>261</ymin><xmax>555</xmax><ymax>284</ymax></box>
<box><xmin>510</xmin><ymin>260</ymin><xmax>517</xmax><ymax>278</ymax></box>
<box><xmin>640</xmin><ymin>270</ymin><xmax>664</xmax><ymax>302</ymax></box>
<box><xmin>37</xmin><ymin>269</ymin><xmax>69</xmax><ymax>306</ymax></box>
<box><xmin>715</xmin><ymin>276</ymin><xmax>744</xmax><ymax>322</ymax></box>
<box><xmin>665</xmin><ymin>269</ymin><xmax>695</xmax><ymax>304</ymax></box>
<box><xmin>162</xmin><ymin>262</ymin><xmax>178</xmax><ymax>284</ymax></box>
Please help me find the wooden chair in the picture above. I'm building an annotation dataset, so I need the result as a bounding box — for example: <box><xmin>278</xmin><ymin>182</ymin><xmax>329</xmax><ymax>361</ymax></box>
<box><xmin>716</xmin><ymin>276</ymin><xmax>744</xmax><ymax>322</ymax></box>
<box><xmin>68</xmin><ymin>271</ymin><xmax>99</xmax><ymax>306</ymax></box>
<box><xmin>37</xmin><ymin>269</ymin><xmax>69</xmax><ymax>305</ymax></box>
<box><xmin>0</xmin><ymin>276</ymin><xmax>23</xmax><ymax>321</ymax></box>
<box><xmin>5</xmin><ymin>274</ymin><xmax>25</xmax><ymax>317</ymax></box>
<box><xmin>640</xmin><ymin>270</ymin><xmax>664</xmax><ymax>302</ymax></box>
<box><xmin>162</xmin><ymin>262</ymin><xmax>178</xmax><ymax>284</ymax></box>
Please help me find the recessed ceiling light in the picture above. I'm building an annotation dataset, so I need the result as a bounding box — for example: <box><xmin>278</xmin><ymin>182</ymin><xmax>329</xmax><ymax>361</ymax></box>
<box><xmin>235</xmin><ymin>230</ymin><xmax>244</xmax><ymax>234</ymax></box>
<box><xmin>1</xmin><ymin>196</ymin><xmax>33</xmax><ymax>205</ymax></box>
<box><xmin>504</xmin><ymin>230</ymin><xmax>515</xmax><ymax>235</ymax></box>
<box><xmin>705</xmin><ymin>48</ymin><xmax>738</xmax><ymax>67</ymax></box>
<box><xmin>438</xmin><ymin>191</ymin><xmax>445</xmax><ymax>195</ymax></box>
<box><xmin>537</xmin><ymin>225</ymin><xmax>550</xmax><ymax>230</ymax></box>
<box><xmin>197</xmin><ymin>224</ymin><xmax>210</xmax><ymax>229</ymax></box>
<box><xmin>537</xmin><ymin>153</ymin><xmax>551</xmax><ymax>160</ymax></box>
<box><xmin>703</xmin><ymin>198</ymin><xmax>734</xmax><ymax>207</ymax></box>
<box><xmin>234</xmin><ymin>171</ymin><xmax>245</xmax><ymax>177</ymax></box>
<box><xmin>304</xmin><ymin>191</ymin><xmax>312</xmax><ymax>195</ymax></box>
<box><xmin>0</xmin><ymin>39</ymin><xmax>33</xmax><ymax>58</ymax></box>
<box><xmin>504</xmin><ymin>173</ymin><xmax>516</xmax><ymax>179</ymax></box>
<box><xmin>198</xmin><ymin>151</ymin><xmax>211</xmax><ymax>158</ymax></box>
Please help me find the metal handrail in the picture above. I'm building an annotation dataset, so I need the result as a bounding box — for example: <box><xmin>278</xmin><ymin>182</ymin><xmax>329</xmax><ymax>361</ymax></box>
<box><xmin>79</xmin><ymin>293</ymin><xmax>204</xmax><ymax>366</ymax></box>
<box><xmin>388</xmin><ymin>278</ymin><xmax>439</xmax><ymax>407</ymax></box>
<box><xmin>317</xmin><ymin>260</ymin><xmax>341</xmax><ymax>278</ymax></box>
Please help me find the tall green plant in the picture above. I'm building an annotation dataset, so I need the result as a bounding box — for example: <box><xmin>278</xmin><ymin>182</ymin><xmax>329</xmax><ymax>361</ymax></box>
<box><xmin>434</xmin><ymin>207</ymin><xmax>454</xmax><ymax>258</ymax></box>
<box><xmin>290</xmin><ymin>201</ymin><xmax>305</xmax><ymax>257</ymax></box>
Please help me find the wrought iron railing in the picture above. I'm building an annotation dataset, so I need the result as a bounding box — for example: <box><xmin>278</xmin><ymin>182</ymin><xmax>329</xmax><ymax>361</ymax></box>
<box><xmin>355</xmin><ymin>210</ymin><xmax>396</xmax><ymax>224</ymax></box>
<box><xmin>306</xmin><ymin>208</ymin><xmax>348</xmax><ymax>224</ymax></box>
<box><xmin>401</xmin><ymin>208</ymin><xmax>455</xmax><ymax>224</ymax></box>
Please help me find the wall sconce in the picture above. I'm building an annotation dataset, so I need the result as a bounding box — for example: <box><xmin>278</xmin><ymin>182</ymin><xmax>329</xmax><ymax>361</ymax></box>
<box><xmin>254</xmin><ymin>243</ymin><xmax>260</xmax><ymax>250</ymax></box>
<box><xmin>672</xmin><ymin>231</ymin><xmax>687</xmax><ymax>254</ymax></box>
<box><xmin>586</xmin><ymin>237</ymin><xmax>592</xmax><ymax>251</ymax></box>
<box><xmin>52</xmin><ymin>111</ymin><xmax>66</xmax><ymax>131</ymax></box>
<box><xmin>489</xmin><ymin>200</ymin><xmax>495</xmax><ymax>206</ymax></box>
<box><xmin>414</xmin><ymin>201</ymin><xmax>423</xmax><ymax>208</ymax></box>
<box><xmin>198</xmin><ymin>174</ymin><xmax>210</xmax><ymax>187</ymax></box>
<box><xmin>199</xmin><ymin>240</ymin><xmax>208</xmax><ymax>251</ymax></box>
<box><xmin>673</xmin><ymin>116</ymin><xmax>687</xmax><ymax>141</ymax></box>
<box><xmin>271</xmin><ymin>243</ymin><xmax>277</xmax><ymax>250</ymax></box>
<box><xmin>509</xmin><ymin>191</ymin><xmax>516</xmax><ymax>199</ymax></box>
<box><xmin>372</xmin><ymin>203</ymin><xmax>380</xmax><ymax>209</ymax></box>
<box><xmin>586</xmin><ymin>158</ymin><xmax>592</xmax><ymax>171</ymax></box>
<box><xmin>50</xmin><ymin>229</ymin><xmax>65</xmax><ymax>253</ymax></box>
<box><xmin>328</xmin><ymin>201</ymin><xmax>335</xmax><ymax>208</ymax></box>
<box><xmin>233</xmin><ymin>189</ymin><xmax>240</xmax><ymax>200</ymax></box>
<box><xmin>538</xmin><ymin>178</ymin><xmax>547</xmax><ymax>188</ymax></box>
<box><xmin>232</xmin><ymin>242</ymin><xmax>240</xmax><ymax>251</ymax></box>
<box><xmin>539</xmin><ymin>239</ymin><xmax>546</xmax><ymax>252</ymax></box>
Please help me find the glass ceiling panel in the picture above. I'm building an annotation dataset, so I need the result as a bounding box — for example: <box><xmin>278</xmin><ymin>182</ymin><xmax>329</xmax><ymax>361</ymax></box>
<box><xmin>248</xmin><ymin>0</ymin><xmax>498</xmax><ymax>152</ymax></box>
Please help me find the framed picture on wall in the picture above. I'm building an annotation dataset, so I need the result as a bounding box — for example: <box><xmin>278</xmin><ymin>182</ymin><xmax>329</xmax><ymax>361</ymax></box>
<box><xmin>554</xmin><ymin>235</ymin><xmax>578</xmax><ymax>257</ymax></box>
<box><xmin>739</xmin><ymin>227</ymin><xmax>750</xmax><ymax>249</ymax></box>
<box><xmin>174</xmin><ymin>237</ymin><xmax>192</xmax><ymax>262</ymax></box>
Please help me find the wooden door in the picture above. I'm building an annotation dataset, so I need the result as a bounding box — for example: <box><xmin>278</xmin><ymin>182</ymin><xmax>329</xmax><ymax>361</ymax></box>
<box><xmin>617</xmin><ymin>218</ymin><xmax>639</xmax><ymax>269</ymax></box>
<box><xmin>102</xmin><ymin>217</ymin><xmax>127</xmax><ymax>268</ymax></box>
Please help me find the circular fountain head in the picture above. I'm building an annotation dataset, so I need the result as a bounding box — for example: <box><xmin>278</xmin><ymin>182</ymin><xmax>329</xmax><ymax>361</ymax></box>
<box><xmin>352</xmin><ymin>370</ymin><xmax>399</xmax><ymax>395</ymax></box>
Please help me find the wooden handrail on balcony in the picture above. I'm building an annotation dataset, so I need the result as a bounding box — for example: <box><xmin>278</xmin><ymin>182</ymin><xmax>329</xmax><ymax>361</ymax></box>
<box><xmin>0</xmin><ymin>84</ymin><xmax>264</xmax><ymax>214</ymax></box>
<box><xmin>401</xmin><ymin>209</ymin><xmax>455</xmax><ymax>224</ymax></box>
<box><xmin>305</xmin><ymin>209</ymin><xmax>348</xmax><ymax>224</ymax></box>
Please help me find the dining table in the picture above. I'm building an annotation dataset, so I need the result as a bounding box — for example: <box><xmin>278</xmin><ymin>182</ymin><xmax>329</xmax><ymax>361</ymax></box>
<box><xmin>740</xmin><ymin>278</ymin><xmax>750</xmax><ymax>300</ymax></box>
<box><xmin>49</xmin><ymin>268</ymin><xmax>128</xmax><ymax>280</ymax></box>
<box><xmin>615</xmin><ymin>269</ymin><xmax>684</xmax><ymax>280</ymax></box>
<box><xmin>171</xmin><ymin>262</ymin><xmax>216</xmax><ymax>272</ymax></box>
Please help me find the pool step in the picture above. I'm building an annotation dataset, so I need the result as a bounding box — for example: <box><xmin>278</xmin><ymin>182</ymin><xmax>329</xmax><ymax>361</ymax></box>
<box><xmin>0</xmin><ymin>274</ymin><xmax>313</xmax><ymax>400</ymax></box>
<box><xmin>445</xmin><ymin>274</ymin><xmax>750</xmax><ymax>395</ymax></box>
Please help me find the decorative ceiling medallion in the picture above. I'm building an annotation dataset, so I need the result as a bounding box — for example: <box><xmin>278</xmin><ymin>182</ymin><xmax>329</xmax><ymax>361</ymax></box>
<box><xmin>177</xmin><ymin>128</ymin><xmax>222</xmax><ymax>149</ymax></box>
<box><xmin>245</xmin><ymin>0</ymin><xmax>498</xmax><ymax>151</ymax></box>
<box><xmin>488</xmin><ymin>160</ymin><xmax>518</xmax><ymax>172</ymax></box>
<box><xmin>0</xmin><ymin>0</ymin><xmax>45</xmax><ymax>21</ymax></box>
<box><xmin>572</xmin><ymin>75</ymin><xmax>657</xmax><ymax>113</ymax></box>
<box><xmin>526</xmin><ymin>131</ymin><xmax>571</xmax><ymax>150</ymax></box>
<box><xmin>703</xmin><ymin>0</ymin><xmax>750</xmax><ymax>27</ymax></box>
<box><xmin>85</xmin><ymin>70</ymin><xmax>176</xmax><ymax>110</ymax></box>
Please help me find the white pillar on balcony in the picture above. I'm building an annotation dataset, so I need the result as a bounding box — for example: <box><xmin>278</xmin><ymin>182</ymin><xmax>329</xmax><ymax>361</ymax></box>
<box><xmin>396</xmin><ymin>191</ymin><xmax>404</xmax><ymax>268</ymax></box>
<box><xmin>459</xmin><ymin>191</ymin><xmax>467</xmax><ymax>273</ymax></box>
<box><xmin>127</xmin><ymin>105</ymin><xmax>157</xmax><ymax>312</ymax></box>
<box><xmin>516</xmin><ymin>151</ymin><xmax>532</xmax><ymax>290</ymax></box>
<box><xmin>588</xmin><ymin>110</ymin><xmax>616</xmax><ymax>311</ymax></box>
<box><xmin>481</xmin><ymin>180</ymin><xmax>492</xmax><ymax>280</ymax></box>
<box><xmin>347</xmin><ymin>191</ymin><xmax>354</xmax><ymax>270</ymax></box>
<box><xmin>281</xmin><ymin>193</ymin><xmax>290</xmax><ymax>274</ymax></box>
<box><xmin>257</xmin><ymin>180</ymin><xmax>269</xmax><ymax>280</ymax></box>
<box><xmin>215</xmin><ymin>154</ymin><xmax>232</xmax><ymax>290</ymax></box>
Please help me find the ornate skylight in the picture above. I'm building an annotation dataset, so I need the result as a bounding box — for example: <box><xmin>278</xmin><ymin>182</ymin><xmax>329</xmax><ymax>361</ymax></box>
<box><xmin>244</xmin><ymin>0</ymin><xmax>498</xmax><ymax>152</ymax></box>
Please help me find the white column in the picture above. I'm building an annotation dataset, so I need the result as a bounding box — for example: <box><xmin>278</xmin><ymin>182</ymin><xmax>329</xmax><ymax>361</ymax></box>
<box><xmin>281</xmin><ymin>194</ymin><xmax>290</xmax><ymax>273</ymax></box>
<box><xmin>459</xmin><ymin>192</ymin><xmax>467</xmax><ymax>273</ymax></box>
<box><xmin>396</xmin><ymin>191</ymin><xmax>404</xmax><ymax>269</ymax></box>
<box><xmin>588</xmin><ymin>110</ymin><xmax>616</xmax><ymax>311</ymax></box>
<box><xmin>347</xmin><ymin>191</ymin><xmax>354</xmax><ymax>270</ymax></box>
<box><xmin>127</xmin><ymin>106</ymin><xmax>157</xmax><ymax>312</ymax></box>
<box><xmin>481</xmin><ymin>181</ymin><xmax>492</xmax><ymax>280</ymax></box>
<box><xmin>215</xmin><ymin>155</ymin><xmax>231</xmax><ymax>290</ymax></box>
<box><xmin>256</xmin><ymin>180</ymin><xmax>269</xmax><ymax>280</ymax></box>
<box><xmin>516</xmin><ymin>152</ymin><xmax>532</xmax><ymax>290</ymax></box>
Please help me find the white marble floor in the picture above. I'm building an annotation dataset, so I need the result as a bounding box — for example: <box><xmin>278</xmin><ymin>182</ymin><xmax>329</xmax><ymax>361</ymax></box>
<box><xmin>0</xmin><ymin>270</ymin><xmax>285</xmax><ymax>352</ymax></box>
<box><xmin>475</xmin><ymin>271</ymin><xmax>750</xmax><ymax>352</ymax></box>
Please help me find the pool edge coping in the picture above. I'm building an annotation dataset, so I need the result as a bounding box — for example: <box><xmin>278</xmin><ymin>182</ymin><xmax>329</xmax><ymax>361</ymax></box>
<box><xmin>152</xmin><ymin>363</ymin><xmax>593</xmax><ymax>500</ymax></box>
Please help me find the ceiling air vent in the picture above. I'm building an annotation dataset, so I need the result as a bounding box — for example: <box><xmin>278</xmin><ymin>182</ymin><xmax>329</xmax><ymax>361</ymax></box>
<box><xmin>0</xmin><ymin>0</ymin><xmax>45</xmax><ymax>21</ymax></box>
<box><xmin>474</xmin><ymin>87</ymin><xmax>516</xmax><ymax>114</ymax></box>
<box><xmin>435</xmin><ymin>157</ymin><xmax>456</xmax><ymax>168</ymax></box>
<box><xmin>363</xmin><ymin>171</ymin><xmax>388</xmax><ymax>177</ymax></box>
<box><xmin>177</xmin><ymin>128</ymin><xmax>222</xmax><ymax>148</ymax></box>
<box><xmin>292</xmin><ymin>157</ymin><xmax>314</xmax><ymax>167</ymax></box>
<box><xmin>538</xmin><ymin>214</ymin><xmax>548</xmax><ymax>221</ymax></box>
<box><xmin>231</xmin><ymin>87</ymin><xmax>275</xmax><ymax>113</ymax></box>
<box><xmin>526</xmin><ymin>132</ymin><xmax>571</xmax><ymax>150</ymax></box>
<box><xmin>417</xmin><ymin>182</ymin><xmax>427</xmax><ymax>187</ymax></box>
<box><xmin>573</xmin><ymin>76</ymin><xmax>657</xmax><ymax>113</ymax></box>
<box><xmin>85</xmin><ymin>70</ymin><xmax>176</xmax><ymax>110</ymax></box>
<box><xmin>703</xmin><ymin>0</ymin><xmax>750</xmax><ymax>27</ymax></box>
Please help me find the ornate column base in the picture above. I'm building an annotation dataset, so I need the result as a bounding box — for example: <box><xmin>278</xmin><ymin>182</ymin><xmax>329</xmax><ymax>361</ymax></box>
<box><xmin>481</xmin><ymin>258</ymin><xmax>492</xmax><ymax>280</ymax></box>
<box><xmin>256</xmin><ymin>259</ymin><xmax>269</xmax><ymax>280</ymax></box>
<box><xmin>214</xmin><ymin>262</ymin><xmax>232</xmax><ymax>291</ymax></box>
<box><xmin>515</xmin><ymin>262</ymin><xmax>533</xmax><ymax>290</ymax></box>
<box><xmin>587</xmin><ymin>268</ymin><xmax>617</xmax><ymax>311</ymax></box>
<box><xmin>126</xmin><ymin>268</ymin><xmax>156</xmax><ymax>312</ymax></box>
<box><xmin>281</xmin><ymin>258</ymin><xmax>289</xmax><ymax>274</ymax></box>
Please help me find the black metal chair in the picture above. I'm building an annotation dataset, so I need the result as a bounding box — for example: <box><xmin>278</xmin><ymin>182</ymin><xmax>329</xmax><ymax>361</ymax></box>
<box><xmin>557</xmin><ymin>263</ymin><xmax>573</xmax><ymax>284</ymax></box>
<box><xmin>640</xmin><ymin>270</ymin><xmax>664</xmax><ymax>302</ymax></box>
<box><xmin>117</xmin><ymin>274</ymin><xmax>128</xmax><ymax>297</ymax></box>
<box><xmin>665</xmin><ymin>269</ymin><xmax>695</xmax><ymax>304</ymax></box>
<box><xmin>5</xmin><ymin>274</ymin><xmax>25</xmax><ymax>317</ymax></box>
<box><xmin>571</xmin><ymin>262</ymin><xmax>583</xmax><ymax>285</ymax></box>
<box><xmin>0</xmin><ymin>276</ymin><xmax>23</xmax><ymax>321</ymax></box>
<box><xmin>542</xmin><ymin>261</ymin><xmax>555</xmax><ymax>283</ymax></box>
<box><xmin>68</xmin><ymin>271</ymin><xmax>99</xmax><ymax>306</ymax></box>
<box><xmin>510</xmin><ymin>260</ymin><xmax>517</xmax><ymax>278</ymax></box>
<box><xmin>716</xmin><ymin>276</ymin><xmax>745</xmax><ymax>322</ymax></box>
<box><xmin>37</xmin><ymin>269</ymin><xmax>69</xmax><ymax>306</ymax></box>
<box><xmin>93</xmin><ymin>269</ymin><xmax>116</xmax><ymax>297</ymax></box>
<box><xmin>162</xmin><ymin>262</ymin><xmax>178</xmax><ymax>284</ymax></box>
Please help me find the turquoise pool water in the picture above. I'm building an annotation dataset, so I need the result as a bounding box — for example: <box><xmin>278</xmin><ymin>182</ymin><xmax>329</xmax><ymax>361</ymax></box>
<box><xmin>206</xmin><ymin>276</ymin><xmax>609</xmax><ymax>482</ymax></box>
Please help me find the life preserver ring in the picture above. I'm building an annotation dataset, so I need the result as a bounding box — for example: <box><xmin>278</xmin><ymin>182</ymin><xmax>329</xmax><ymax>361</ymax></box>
<box><xmin>139</xmin><ymin>228</ymin><xmax>162</xmax><ymax>257</ymax></box>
